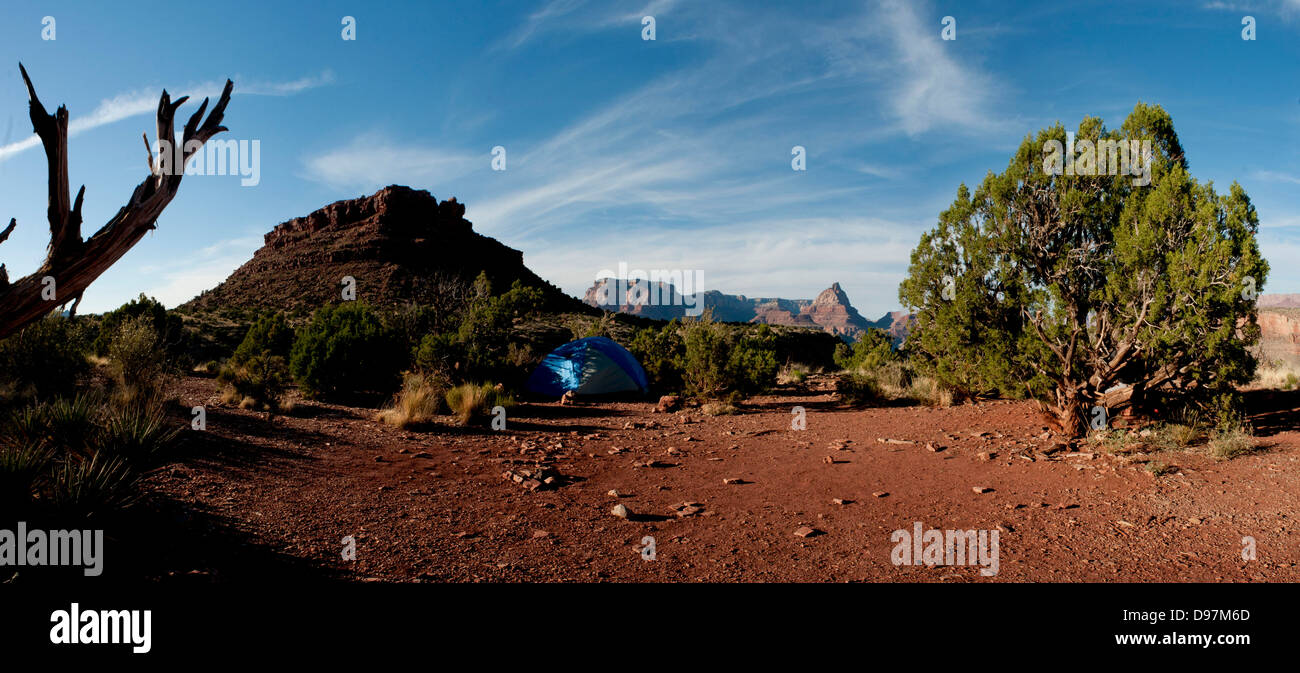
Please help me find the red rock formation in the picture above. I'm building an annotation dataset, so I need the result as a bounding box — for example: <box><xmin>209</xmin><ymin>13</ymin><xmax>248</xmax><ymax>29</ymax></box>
<box><xmin>183</xmin><ymin>185</ymin><xmax>588</xmax><ymax>314</ymax></box>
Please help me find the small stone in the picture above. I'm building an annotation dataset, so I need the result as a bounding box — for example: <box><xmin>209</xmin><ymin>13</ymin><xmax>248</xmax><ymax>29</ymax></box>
<box><xmin>607</xmin><ymin>489</ymin><xmax>621</xmax><ymax>498</ymax></box>
<box><xmin>532</xmin><ymin>530</ymin><xmax>550</xmax><ymax>539</ymax></box>
<box><xmin>723</xmin><ymin>478</ymin><xmax>744</xmax><ymax>485</ymax></box>
<box><xmin>793</xmin><ymin>526</ymin><xmax>820</xmax><ymax>538</ymax></box>
<box><xmin>823</xmin><ymin>456</ymin><xmax>834</xmax><ymax>464</ymax></box>
<box><xmin>976</xmin><ymin>451</ymin><xmax>993</xmax><ymax>461</ymax></box>
<box><xmin>972</xmin><ymin>486</ymin><xmax>992</xmax><ymax>494</ymax></box>
<box><xmin>873</xmin><ymin>491</ymin><xmax>889</xmax><ymax>498</ymax></box>
<box><xmin>832</xmin><ymin>498</ymin><xmax>850</xmax><ymax>505</ymax></box>
<box><xmin>611</xmin><ymin>504</ymin><xmax>630</xmax><ymax>519</ymax></box>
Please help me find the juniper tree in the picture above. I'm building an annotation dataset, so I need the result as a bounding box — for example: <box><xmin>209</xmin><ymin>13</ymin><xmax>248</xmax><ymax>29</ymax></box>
<box><xmin>900</xmin><ymin>104</ymin><xmax>1267</xmax><ymax>437</ymax></box>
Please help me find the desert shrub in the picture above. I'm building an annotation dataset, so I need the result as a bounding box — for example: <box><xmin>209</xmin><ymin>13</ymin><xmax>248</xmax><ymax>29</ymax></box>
<box><xmin>47</xmin><ymin>452</ymin><xmax>141</xmax><ymax>518</ymax></box>
<box><xmin>290</xmin><ymin>302</ymin><xmax>403</xmax><ymax>397</ymax></box>
<box><xmin>409</xmin><ymin>273</ymin><xmax>545</xmax><ymax>387</ymax></box>
<box><xmin>106</xmin><ymin>314</ymin><xmax>173</xmax><ymax>405</ymax></box>
<box><xmin>834</xmin><ymin>328</ymin><xmax>897</xmax><ymax>372</ymax></box>
<box><xmin>445</xmin><ymin>382</ymin><xmax>514</xmax><ymax>426</ymax></box>
<box><xmin>679</xmin><ymin>315</ymin><xmax>777</xmax><ymax>400</ymax></box>
<box><xmin>455</xmin><ymin>275</ymin><xmax>545</xmax><ymax>382</ymax></box>
<box><xmin>377</xmin><ymin>372</ymin><xmax>446</xmax><ymax>429</ymax></box>
<box><xmin>232</xmin><ymin>312</ymin><xmax>295</xmax><ymax>364</ymax></box>
<box><xmin>836</xmin><ymin>373</ymin><xmax>882</xmax><ymax>405</ymax></box>
<box><xmin>414</xmin><ymin>331</ymin><xmax>465</xmax><ymax>381</ymax></box>
<box><xmin>628</xmin><ymin>320</ymin><xmax>686</xmax><ymax>392</ymax></box>
<box><xmin>219</xmin><ymin>354</ymin><xmax>292</xmax><ymax>412</ymax></box>
<box><xmin>0</xmin><ymin>313</ymin><xmax>90</xmax><ymax>402</ymax></box>
<box><xmin>1145</xmin><ymin>461</ymin><xmax>1173</xmax><ymax>477</ymax></box>
<box><xmin>1208</xmin><ymin>426</ymin><xmax>1255</xmax><ymax>460</ymax></box>
<box><xmin>97</xmin><ymin>399</ymin><xmax>182</xmax><ymax>465</ymax></box>
<box><xmin>93</xmin><ymin>294</ymin><xmax>188</xmax><ymax>359</ymax></box>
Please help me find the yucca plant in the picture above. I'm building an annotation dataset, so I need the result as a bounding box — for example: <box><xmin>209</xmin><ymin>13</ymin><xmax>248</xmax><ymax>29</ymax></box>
<box><xmin>48</xmin><ymin>452</ymin><xmax>141</xmax><ymax>519</ymax></box>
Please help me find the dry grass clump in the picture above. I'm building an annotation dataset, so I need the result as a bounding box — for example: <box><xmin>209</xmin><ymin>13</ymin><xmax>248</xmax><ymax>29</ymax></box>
<box><xmin>1208</xmin><ymin>426</ymin><xmax>1255</xmax><ymax>460</ymax></box>
<box><xmin>445</xmin><ymin>382</ymin><xmax>514</xmax><ymax>426</ymax></box>
<box><xmin>700</xmin><ymin>401</ymin><xmax>739</xmax><ymax>416</ymax></box>
<box><xmin>377</xmin><ymin>373</ymin><xmax>446</xmax><ymax>429</ymax></box>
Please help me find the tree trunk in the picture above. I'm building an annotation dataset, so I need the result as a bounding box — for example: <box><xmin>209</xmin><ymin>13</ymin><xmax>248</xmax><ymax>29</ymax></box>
<box><xmin>0</xmin><ymin>64</ymin><xmax>234</xmax><ymax>340</ymax></box>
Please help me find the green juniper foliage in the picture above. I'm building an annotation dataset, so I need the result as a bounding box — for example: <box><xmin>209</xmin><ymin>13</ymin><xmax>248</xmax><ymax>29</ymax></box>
<box><xmin>900</xmin><ymin>104</ymin><xmax>1267</xmax><ymax>436</ymax></box>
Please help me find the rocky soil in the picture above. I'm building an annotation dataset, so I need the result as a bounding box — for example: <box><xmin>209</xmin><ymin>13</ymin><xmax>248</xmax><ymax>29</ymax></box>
<box><xmin>130</xmin><ymin>375</ymin><xmax>1300</xmax><ymax>583</ymax></box>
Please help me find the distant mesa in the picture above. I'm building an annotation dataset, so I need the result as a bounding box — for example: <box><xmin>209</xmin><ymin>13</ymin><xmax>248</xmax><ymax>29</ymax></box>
<box><xmin>584</xmin><ymin>278</ymin><xmax>909</xmax><ymax>342</ymax></box>
<box><xmin>182</xmin><ymin>185</ymin><xmax>588</xmax><ymax>315</ymax></box>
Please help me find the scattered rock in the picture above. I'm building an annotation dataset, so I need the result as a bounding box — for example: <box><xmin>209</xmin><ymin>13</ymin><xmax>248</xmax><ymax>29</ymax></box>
<box><xmin>654</xmin><ymin>395</ymin><xmax>681</xmax><ymax>413</ymax></box>
<box><xmin>873</xmin><ymin>491</ymin><xmax>889</xmax><ymax>498</ymax></box>
<box><xmin>560</xmin><ymin>390</ymin><xmax>578</xmax><ymax>406</ymax></box>
<box><xmin>723</xmin><ymin>478</ymin><xmax>745</xmax><ymax>485</ymax></box>
<box><xmin>607</xmin><ymin>489</ymin><xmax>621</xmax><ymax>498</ymax></box>
<box><xmin>971</xmin><ymin>486</ymin><xmax>992</xmax><ymax>494</ymax></box>
<box><xmin>976</xmin><ymin>451</ymin><xmax>994</xmax><ymax>462</ymax></box>
<box><xmin>793</xmin><ymin>526</ymin><xmax>821</xmax><ymax>538</ymax></box>
<box><xmin>832</xmin><ymin>498</ymin><xmax>851</xmax><ymax>505</ymax></box>
<box><xmin>611</xmin><ymin>504</ymin><xmax>630</xmax><ymax>519</ymax></box>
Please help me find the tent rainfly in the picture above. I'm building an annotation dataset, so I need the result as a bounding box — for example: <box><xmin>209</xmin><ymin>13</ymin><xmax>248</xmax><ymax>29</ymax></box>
<box><xmin>526</xmin><ymin>337</ymin><xmax>649</xmax><ymax>396</ymax></box>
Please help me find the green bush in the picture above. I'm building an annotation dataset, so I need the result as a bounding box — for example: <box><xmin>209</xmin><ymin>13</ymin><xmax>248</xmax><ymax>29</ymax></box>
<box><xmin>290</xmin><ymin>302</ymin><xmax>403</xmax><ymax>397</ymax></box>
<box><xmin>93</xmin><ymin>294</ymin><xmax>187</xmax><ymax>358</ymax></box>
<box><xmin>0</xmin><ymin>313</ymin><xmax>90</xmax><ymax>402</ymax></box>
<box><xmin>628</xmin><ymin>320</ymin><xmax>686</xmax><ymax>392</ymax></box>
<box><xmin>219</xmin><ymin>354</ymin><xmax>292</xmax><ymax>411</ymax></box>
<box><xmin>679</xmin><ymin>315</ymin><xmax>778</xmax><ymax>400</ymax></box>
<box><xmin>106</xmin><ymin>314</ymin><xmax>172</xmax><ymax>404</ymax></box>
<box><xmin>232</xmin><ymin>312</ymin><xmax>295</xmax><ymax>364</ymax></box>
<box><xmin>834</xmin><ymin>328</ymin><xmax>897</xmax><ymax>372</ymax></box>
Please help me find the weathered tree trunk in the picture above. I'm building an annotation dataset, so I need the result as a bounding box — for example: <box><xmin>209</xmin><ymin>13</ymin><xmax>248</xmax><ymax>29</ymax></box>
<box><xmin>0</xmin><ymin>64</ymin><xmax>234</xmax><ymax>340</ymax></box>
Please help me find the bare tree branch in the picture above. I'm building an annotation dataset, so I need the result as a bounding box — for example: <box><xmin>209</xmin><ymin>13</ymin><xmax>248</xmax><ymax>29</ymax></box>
<box><xmin>0</xmin><ymin>64</ymin><xmax>234</xmax><ymax>339</ymax></box>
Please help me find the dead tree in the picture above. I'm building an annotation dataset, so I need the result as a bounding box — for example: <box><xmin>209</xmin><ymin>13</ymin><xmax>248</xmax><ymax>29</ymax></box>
<box><xmin>0</xmin><ymin>63</ymin><xmax>233</xmax><ymax>339</ymax></box>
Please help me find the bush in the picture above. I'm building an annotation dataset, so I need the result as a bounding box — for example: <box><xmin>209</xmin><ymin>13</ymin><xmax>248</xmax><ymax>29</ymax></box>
<box><xmin>93</xmin><ymin>294</ymin><xmax>187</xmax><ymax>359</ymax></box>
<box><xmin>455</xmin><ymin>275</ymin><xmax>544</xmax><ymax>383</ymax></box>
<box><xmin>414</xmin><ymin>331</ymin><xmax>465</xmax><ymax>381</ymax></box>
<box><xmin>232</xmin><ymin>312</ymin><xmax>295</xmax><ymax>364</ymax></box>
<box><xmin>107</xmin><ymin>314</ymin><xmax>172</xmax><ymax>404</ymax></box>
<box><xmin>834</xmin><ymin>328</ymin><xmax>897</xmax><ymax>372</ymax></box>
<box><xmin>377</xmin><ymin>373</ymin><xmax>446</xmax><ymax>429</ymax></box>
<box><xmin>679</xmin><ymin>315</ymin><xmax>777</xmax><ymax>400</ymax></box>
<box><xmin>836</xmin><ymin>373</ymin><xmax>883</xmax><ymax>405</ymax></box>
<box><xmin>290</xmin><ymin>303</ymin><xmax>403</xmax><ymax>397</ymax></box>
<box><xmin>219</xmin><ymin>354</ymin><xmax>292</xmax><ymax>412</ymax></box>
<box><xmin>628</xmin><ymin>320</ymin><xmax>686</xmax><ymax>392</ymax></box>
<box><xmin>445</xmin><ymin>382</ymin><xmax>514</xmax><ymax>426</ymax></box>
<box><xmin>0</xmin><ymin>313</ymin><xmax>90</xmax><ymax>402</ymax></box>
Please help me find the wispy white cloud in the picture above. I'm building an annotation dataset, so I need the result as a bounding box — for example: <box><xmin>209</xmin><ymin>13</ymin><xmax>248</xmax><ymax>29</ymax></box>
<box><xmin>300</xmin><ymin>132</ymin><xmax>480</xmax><ymax>191</ymax></box>
<box><xmin>0</xmin><ymin>71</ymin><xmax>333</xmax><ymax>163</ymax></box>
<box><xmin>133</xmin><ymin>235</ymin><xmax>263</xmax><ymax>309</ymax></box>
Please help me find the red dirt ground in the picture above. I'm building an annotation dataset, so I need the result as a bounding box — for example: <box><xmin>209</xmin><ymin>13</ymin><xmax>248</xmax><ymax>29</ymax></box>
<box><xmin>144</xmin><ymin>375</ymin><xmax>1300</xmax><ymax>582</ymax></box>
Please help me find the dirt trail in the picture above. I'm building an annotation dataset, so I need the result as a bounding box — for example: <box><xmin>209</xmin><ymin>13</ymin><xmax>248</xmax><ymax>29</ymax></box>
<box><xmin>147</xmin><ymin>376</ymin><xmax>1300</xmax><ymax>582</ymax></box>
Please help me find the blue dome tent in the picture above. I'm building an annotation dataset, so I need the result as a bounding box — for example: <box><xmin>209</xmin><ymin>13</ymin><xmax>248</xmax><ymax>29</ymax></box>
<box><xmin>526</xmin><ymin>337</ymin><xmax>649</xmax><ymax>397</ymax></box>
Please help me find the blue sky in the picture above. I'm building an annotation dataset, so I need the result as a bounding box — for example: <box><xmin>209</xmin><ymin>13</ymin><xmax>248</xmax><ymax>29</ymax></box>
<box><xmin>0</xmin><ymin>0</ymin><xmax>1297</xmax><ymax>319</ymax></box>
